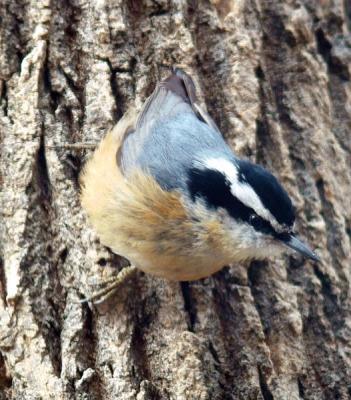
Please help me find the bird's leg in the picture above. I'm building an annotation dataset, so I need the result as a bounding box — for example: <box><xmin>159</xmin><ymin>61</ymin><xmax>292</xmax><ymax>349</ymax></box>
<box><xmin>80</xmin><ymin>265</ymin><xmax>137</xmax><ymax>305</ymax></box>
<box><xmin>46</xmin><ymin>143</ymin><xmax>98</xmax><ymax>150</ymax></box>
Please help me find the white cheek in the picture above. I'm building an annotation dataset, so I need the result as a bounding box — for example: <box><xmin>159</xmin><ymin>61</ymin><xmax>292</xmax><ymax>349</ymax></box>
<box><xmin>226</xmin><ymin>220</ymin><xmax>261</xmax><ymax>249</ymax></box>
<box><xmin>226</xmin><ymin>220</ymin><xmax>284</xmax><ymax>257</ymax></box>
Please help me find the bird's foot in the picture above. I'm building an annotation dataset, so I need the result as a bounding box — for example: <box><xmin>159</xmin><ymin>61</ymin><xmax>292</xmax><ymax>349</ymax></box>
<box><xmin>80</xmin><ymin>265</ymin><xmax>137</xmax><ymax>305</ymax></box>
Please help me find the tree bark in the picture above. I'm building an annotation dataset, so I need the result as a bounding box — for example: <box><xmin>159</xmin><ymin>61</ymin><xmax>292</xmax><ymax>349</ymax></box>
<box><xmin>1</xmin><ymin>1</ymin><xmax>351</xmax><ymax>399</ymax></box>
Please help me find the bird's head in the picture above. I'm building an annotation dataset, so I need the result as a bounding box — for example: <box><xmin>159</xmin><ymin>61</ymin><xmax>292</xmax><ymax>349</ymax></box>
<box><xmin>186</xmin><ymin>156</ymin><xmax>320</xmax><ymax>263</ymax></box>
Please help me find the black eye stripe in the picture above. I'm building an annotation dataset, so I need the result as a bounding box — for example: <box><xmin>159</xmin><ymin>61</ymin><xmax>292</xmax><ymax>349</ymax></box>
<box><xmin>187</xmin><ymin>167</ymin><xmax>277</xmax><ymax>236</ymax></box>
<box><xmin>249</xmin><ymin>214</ymin><xmax>276</xmax><ymax>235</ymax></box>
<box><xmin>188</xmin><ymin>168</ymin><xmax>252</xmax><ymax>221</ymax></box>
<box><xmin>238</xmin><ymin>160</ymin><xmax>295</xmax><ymax>227</ymax></box>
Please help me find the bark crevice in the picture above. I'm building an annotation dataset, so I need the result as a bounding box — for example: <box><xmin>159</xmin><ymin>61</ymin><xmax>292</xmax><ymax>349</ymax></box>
<box><xmin>1</xmin><ymin>1</ymin><xmax>350</xmax><ymax>398</ymax></box>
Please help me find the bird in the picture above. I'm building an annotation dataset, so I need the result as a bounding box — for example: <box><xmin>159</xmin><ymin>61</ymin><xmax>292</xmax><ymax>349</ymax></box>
<box><xmin>79</xmin><ymin>68</ymin><xmax>319</xmax><ymax>302</ymax></box>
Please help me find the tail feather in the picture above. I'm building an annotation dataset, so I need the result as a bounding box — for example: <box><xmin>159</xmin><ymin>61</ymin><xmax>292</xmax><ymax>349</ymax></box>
<box><xmin>137</xmin><ymin>68</ymin><xmax>220</xmax><ymax>133</ymax></box>
<box><xmin>161</xmin><ymin>68</ymin><xmax>197</xmax><ymax>106</ymax></box>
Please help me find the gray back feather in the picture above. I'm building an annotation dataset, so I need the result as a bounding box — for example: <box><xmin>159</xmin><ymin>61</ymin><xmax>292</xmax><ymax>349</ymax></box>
<box><xmin>120</xmin><ymin>75</ymin><xmax>234</xmax><ymax>192</ymax></box>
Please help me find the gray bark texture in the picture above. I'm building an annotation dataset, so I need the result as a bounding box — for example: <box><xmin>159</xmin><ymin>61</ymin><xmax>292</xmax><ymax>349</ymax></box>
<box><xmin>1</xmin><ymin>0</ymin><xmax>351</xmax><ymax>399</ymax></box>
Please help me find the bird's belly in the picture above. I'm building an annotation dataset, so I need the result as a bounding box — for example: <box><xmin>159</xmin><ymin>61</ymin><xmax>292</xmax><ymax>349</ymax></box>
<box><xmin>124</xmin><ymin>250</ymin><xmax>225</xmax><ymax>281</ymax></box>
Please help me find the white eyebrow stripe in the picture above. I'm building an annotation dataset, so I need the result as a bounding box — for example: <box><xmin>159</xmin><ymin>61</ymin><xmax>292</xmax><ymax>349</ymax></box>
<box><xmin>203</xmin><ymin>158</ymin><xmax>282</xmax><ymax>230</ymax></box>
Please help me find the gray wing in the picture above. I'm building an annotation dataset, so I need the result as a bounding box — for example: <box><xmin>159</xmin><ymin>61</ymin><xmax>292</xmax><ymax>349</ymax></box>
<box><xmin>119</xmin><ymin>69</ymin><xmax>232</xmax><ymax>191</ymax></box>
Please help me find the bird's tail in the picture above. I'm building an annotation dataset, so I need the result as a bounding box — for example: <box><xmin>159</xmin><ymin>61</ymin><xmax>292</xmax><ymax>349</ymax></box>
<box><xmin>136</xmin><ymin>68</ymin><xmax>220</xmax><ymax>133</ymax></box>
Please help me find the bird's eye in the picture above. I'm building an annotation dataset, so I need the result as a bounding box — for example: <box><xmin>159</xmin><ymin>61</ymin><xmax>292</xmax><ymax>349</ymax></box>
<box><xmin>249</xmin><ymin>214</ymin><xmax>264</xmax><ymax>229</ymax></box>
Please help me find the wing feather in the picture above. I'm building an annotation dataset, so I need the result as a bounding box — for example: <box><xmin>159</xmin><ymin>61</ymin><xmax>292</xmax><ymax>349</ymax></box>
<box><xmin>119</xmin><ymin>68</ymin><xmax>226</xmax><ymax>190</ymax></box>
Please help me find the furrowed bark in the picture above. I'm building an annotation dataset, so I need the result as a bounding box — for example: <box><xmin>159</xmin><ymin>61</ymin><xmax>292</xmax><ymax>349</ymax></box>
<box><xmin>1</xmin><ymin>1</ymin><xmax>350</xmax><ymax>399</ymax></box>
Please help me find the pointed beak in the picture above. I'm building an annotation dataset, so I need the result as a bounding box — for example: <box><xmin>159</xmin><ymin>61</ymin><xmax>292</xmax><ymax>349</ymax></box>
<box><xmin>282</xmin><ymin>234</ymin><xmax>320</xmax><ymax>262</ymax></box>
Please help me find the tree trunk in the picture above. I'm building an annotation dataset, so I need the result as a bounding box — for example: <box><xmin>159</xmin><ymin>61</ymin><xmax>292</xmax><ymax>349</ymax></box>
<box><xmin>1</xmin><ymin>1</ymin><xmax>351</xmax><ymax>399</ymax></box>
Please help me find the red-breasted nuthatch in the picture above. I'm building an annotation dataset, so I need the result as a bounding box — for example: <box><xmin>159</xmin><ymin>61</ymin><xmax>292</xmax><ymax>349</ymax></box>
<box><xmin>80</xmin><ymin>68</ymin><xmax>319</xmax><ymax>299</ymax></box>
